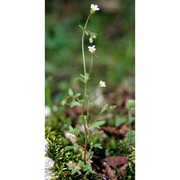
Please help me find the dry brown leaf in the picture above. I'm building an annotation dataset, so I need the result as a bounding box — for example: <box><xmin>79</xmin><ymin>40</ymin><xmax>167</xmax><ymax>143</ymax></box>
<box><xmin>119</xmin><ymin>163</ymin><xmax>128</xmax><ymax>177</ymax></box>
<box><xmin>104</xmin><ymin>156</ymin><xmax>128</xmax><ymax>169</ymax></box>
<box><xmin>102</xmin><ymin>125</ymin><xmax>129</xmax><ymax>137</ymax></box>
<box><xmin>103</xmin><ymin>163</ymin><xmax>117</xmax><ymax>180</ymax></box>
<box><xmin>103</xmin><ymin>156</ymin><xmax>128</xmax><ymax>179</ymax></box>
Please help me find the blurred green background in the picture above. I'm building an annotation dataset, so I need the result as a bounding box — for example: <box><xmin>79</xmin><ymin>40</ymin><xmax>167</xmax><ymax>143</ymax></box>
<box><xmin>45</xmin><ymin>0</ymin><xmax>135</xmax><ymax>106</ymax></box>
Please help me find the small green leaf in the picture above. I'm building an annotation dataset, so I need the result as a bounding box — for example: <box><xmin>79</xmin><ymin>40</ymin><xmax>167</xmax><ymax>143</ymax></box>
<box><xmin>93</xmin><ymin>143</ymin><xmax>102</xmax><ymax>149</ymax></box>
<box><xmin>70</xmin><ymin>101</ymin><xmax>81</xmax><ymax>108</ymax></box>
<box><xmin>129</xmin><ymin>117</ymin><xmax>135</xmax><ymax>124</ymax></box>
<box><xmin>68</xmin><ymin>88</ymin><xmax>74</xmax><ymax>96</ymax></box>
<box><xmin>80</xmin><ymin>74</ymin><xmax>85</xmax><ymax>78</ymax></box>
<box><xmin>79</xmin><ymin>74</ymin><xmax>86</xmax><ymax>83</ymax></box>
<box><xmin>78</xmin><ymin>25</ymin><xmax>84</xmax><ymax>30</ymax></box>
<box><xmin>84</xmin><ymin>73</ymin><xmax>90</xmax><ymax>82</ymax></box>
<box><xmin>126</xmin><ymin>99</ymin><xmax>135</xmax><ymax>110</ymax></box>
<box><xmin>65</xmin><ymin>145</ymin><xmax>78</xmax><ymax>150</ymax></box>
<box><xmin>109</xmin><ymin>105</ymin><xmax>117</xmax><ymax>111</ymax></box>
<box><xmin>101</xmin><ymin>104</ymin><xmax>109</xmax><ymax>113</ymax></box>
<box><xmin>70</xmin><ymin>100</ymin><xmax>82</xmax><ymax>108</ymax></box>
<box><xmin>90</xmin><ymin>120</ymin><xmax>105</xmax><ymax>129</ymax></box>
<box><xmin>85</xmin><ymin>30</ymin><xmax>89</xmax><ymax>36</ymax></box>
<box><xmin>79</xmin><ymin>73</ymin><xmax>90</xmax><ymax>83</ymax></box>
<box><xmin>79</xmin><ymin>99</ymin><xmax>85</xmax><ymax>104</ymax></box>
<box><xmin>90</xmin><ymin>142</ymin><xmax>94</xmax><ymax>148</ymax></box>
<box><xmin>60</xmin><ymin>99</ymin><xmax>67</xmax><ymax>106</ymax></box>
<box><xmin>86</xmin><ymin>98</ymin><xmax>93</xmax><ymax>107</ymax></box>
<box><xmin>115</xmin><ymin>117</ymin><xmax>126</xmax><ymax>127</ymax></box>
<box><xmin>69</xmin><ymin>125</ymin><xmax>73</xmax><ymax>131</ymax></box>
<box><xmin>82</xmin><ymin>115</ymin><xmax>88</xmax><ymax>121</ymax></box>
<box><xmin>92</xmin><ymin>33</ymin><xmax>97</xmax><ymax>39</ymax></box>
<box><xmin>90</xmin><ymin>102</ymin><xmax>95</xmax><ymax>106</ymax></box>
<box><xmin>74</xmin><ymin>93</ymin><xmax>81</xmax><ymax>98</ymax></box>
<box><xmin>68</xmin><ymin>125</ymin><xmax>79</xmax><ymax>136</ymax></box>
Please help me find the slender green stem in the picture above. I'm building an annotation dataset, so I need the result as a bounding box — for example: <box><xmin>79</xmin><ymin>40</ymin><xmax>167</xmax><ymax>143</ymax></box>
<box><xmin>81</xmin><ymin>108</ymin><xmax>88</xmax><ymax>164</ymax></box>
<box><xmin>85</xmin><ymin>54</ymin><xmax>93</xmax><ymax>127</ymax></box>
<box><xmin>81</xmin><ymin>13</ymin><xmax>92</xmax><ymax>165</ymax></box>
<box><xmin>84</xmin><ymin>83</ymin><xmax>87</xmax><ymax>98</ymax></box>
<box><xmin>82</xmin><ymin>13</ymin><xmax>91</xmax><ymax>77</ymax></box>
<box><xmin>90</xmin><ymin>112</ymin><xmax>103</xmax><ymax>126</ymax></box>
<box><xmin>88</xmin><ymin>54</ymin><xmax>93</xmax><ymax>77</ymax></box>
<box><xmin>128</xmin><ymin>111</ymin><xmax>132</xmax><ymax>130</ymax></box>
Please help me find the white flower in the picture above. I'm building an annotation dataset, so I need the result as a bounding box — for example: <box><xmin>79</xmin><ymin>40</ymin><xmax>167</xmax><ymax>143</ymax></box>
<box><xmin>65</xmin><ymin>132</ymin><xmax>77</xmax><ymax>144</ymax></box>
<box><xmin>91</xmin><ymin>4</ymin><xmax>100</xmax><ymax>12</ymax></box>
<box><xmin>67</xmin><ymin>161</ymin><xmax>81</xmax><ymax>171</ymax></box>
<box><xmin>45</xmin><ymin>157</ymin><xmax>55</xmax><ymax>180</ymax></box>
<box><xmin>45</xmin><ymin>106</ymin><xmax>58</xmax><ymax>117</ymax></box>
<box><xmin>45</xmin><ymin>139</ymin><xmax>49</xmax><ymax>152</ymax></box>
<box><xmin>88</xmin><ymin>45</ymin><xmax>96</xmax><ymax>54</ymax></box>
<box><xmin>45</xmin><ymin>106</ymin><xmax>51</xmax><ymax>117</ymax></box>
<box><xmin>45</xmin><ymin>157</ymin><xmax>54</xmax><ymax>169</ymax></box>
<box><xmin>99</xmin><ymin>80</ymin><xmax>106</xmax><ymax>87</ymax></box>
<box><xmin>53</xmin><ymin>105</ymin><xmax>58</xmax><ymax>112</ymax></box>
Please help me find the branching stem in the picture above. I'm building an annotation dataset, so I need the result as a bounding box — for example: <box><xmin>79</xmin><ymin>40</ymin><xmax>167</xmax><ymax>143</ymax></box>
<box><xmin>81</xmin><ymin>13</ymin><xmax>92</xmax><ymax>165</ymax></box>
